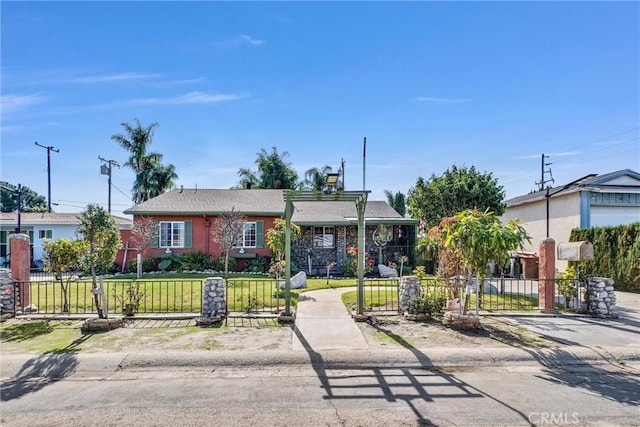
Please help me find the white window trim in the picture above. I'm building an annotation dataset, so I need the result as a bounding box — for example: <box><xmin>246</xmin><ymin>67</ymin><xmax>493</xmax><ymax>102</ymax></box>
<box><xmin>159</xmin><ymin>221</ymin><xmax>185</xmax><ymax>248</ymax></box>
<box><xmin>313</xmin><ymin>226</ymin><xmax>335</xmax><ymax>248</ymax></box>
<box><xmin>241</xmin><ymin>221</ymin><xmax>257</xmax><ymax>248</ymax></box>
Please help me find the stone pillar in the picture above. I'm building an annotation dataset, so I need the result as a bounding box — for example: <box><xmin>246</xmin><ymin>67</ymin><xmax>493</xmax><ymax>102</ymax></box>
<box><xmin>399</xmin><ymin>275</ymin><xmax>421</xmax><ymax>313</ymax></box>
<box><xmin>0</xmin><ymin>273</ymin><xmax>16</xmax><ymax>318</ymax></box>
<box><xmin>538</xmin><ymin>238</ymin><xmax>556</xmax><ymax>312</ymax></box>
<box><xmin>201</xmin><ymin>277</ymin><xmax>226</xmax><ymax>318</ymax></box>
<box><xmin>586</xmin><ymin>278</ymin><xmax>616</xmax><ymax>318</ymax></box>
<box><xmin>10</xmin><ymin>233</ymin><xmax>30</xmax><ymax>309</ymax></box>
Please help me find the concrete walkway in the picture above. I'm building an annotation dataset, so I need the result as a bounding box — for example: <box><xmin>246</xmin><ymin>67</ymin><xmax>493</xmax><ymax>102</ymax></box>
<box><xmin>292</xmin><ymin>287</ymin><xmax>368</xmax><ymax>351</ymax></box>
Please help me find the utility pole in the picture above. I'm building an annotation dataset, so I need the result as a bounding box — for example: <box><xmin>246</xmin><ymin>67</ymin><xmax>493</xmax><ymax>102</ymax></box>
<box><xmin>35</xmin><ymin>142</ymin><xmax>59</xmax><ymax>212</ymax></box>
<box><xmin>535</xmin><ymin>153</ymin><xmax>554</xmax><ymax>192</ymax></box>
<box><xmin>99</xmin><ymin>157</ymin><xmax>120</xmax><ymax>213</ymax></box>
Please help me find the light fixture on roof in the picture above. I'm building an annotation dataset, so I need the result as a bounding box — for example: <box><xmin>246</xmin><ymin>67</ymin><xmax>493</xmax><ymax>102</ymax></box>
<box><xmin>325</xmin><ymin>173</ymin><xmax>340</xmax><ymax>194</ymax></box>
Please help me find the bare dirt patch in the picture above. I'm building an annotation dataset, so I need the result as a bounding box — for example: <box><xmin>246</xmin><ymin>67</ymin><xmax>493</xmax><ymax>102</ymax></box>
<box><xmin>356</xmin><ymin>315</ymin><xmax>561</xmax><ymax>350</ymax></box>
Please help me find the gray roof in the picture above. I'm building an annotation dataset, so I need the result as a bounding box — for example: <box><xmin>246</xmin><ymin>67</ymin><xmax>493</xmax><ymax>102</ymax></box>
<box><xmin>124</xmin><ymin>188</ymin><xmax>416</xmax><ymax>225</ymax></box>
<box><xmin>124</xmin><ymin>189</ymin><xmax>286</xmax><ymax>216</ymax></box>
<box><xmin>291</xmin><ymin>201</ymin><xmax>415</xmax><ymax>225</ymax></box>
<box><xmin>506</xmin><ymin>169</ymin><xmax>640</xmax><ymax>207</ymax></box>
<box><xmin>0</xmin><ymin>212</ymin><xmax>131</xmax><ymax>228</ymax></box>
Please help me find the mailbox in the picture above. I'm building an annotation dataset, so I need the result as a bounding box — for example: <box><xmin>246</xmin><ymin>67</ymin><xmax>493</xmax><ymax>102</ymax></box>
<box><xmin>557</xmin><ymin>241</ymin><xmax>594</xmax><ymax>262</ymax></box>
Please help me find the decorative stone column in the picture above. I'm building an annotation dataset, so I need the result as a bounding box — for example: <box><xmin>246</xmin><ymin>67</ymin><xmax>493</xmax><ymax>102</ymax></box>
<box><xmin>538</xmin><ymin>238</ymin><xmax>556</xmax><ymax>312</ymax></box>
<box><xmin>586</xmin><ymin>278</ymin><xmax>616</xmax><ymax>318</ymax></box>
<box><xmin>10</xmin><ymin>233</ymin><xmax>31</xmax><ymax>310</ymax></box>
<box><xmin>0</xmin><ymin>273</ymin><xmax>16</xmax><ymax>318</ymax></box>
<box><xmin>197</xmin><ymin>277</ymin><xmax>226</xmax><ymax>326</ymax></box>
<box><xmin>399</xmin><ymin>275</ymin><xmax>421</xmax><ymax>313</ymax></box>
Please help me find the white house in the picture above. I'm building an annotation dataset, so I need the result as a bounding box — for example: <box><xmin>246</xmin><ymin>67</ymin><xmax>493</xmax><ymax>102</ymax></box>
<box><xmin>0</xmin><ymin>212</ymin><xmax>131</xmax><ymax>267</ymax></box>
<box><xmin>502</xmin><ymin>169</ymin><xmax>640</xmax><ymax>270</ymax></box>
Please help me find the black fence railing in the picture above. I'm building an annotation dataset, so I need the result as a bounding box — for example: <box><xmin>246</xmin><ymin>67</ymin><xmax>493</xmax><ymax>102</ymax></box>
<box><xmin>12</xmin><ymin>274</ymin><xmax>586</xmax><ymax>317</ymax></box>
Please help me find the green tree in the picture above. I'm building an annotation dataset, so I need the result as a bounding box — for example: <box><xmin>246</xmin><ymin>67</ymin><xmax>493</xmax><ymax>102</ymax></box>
<box><xmin>441</xmin><ymin>209</ymin><xmax>529</xmax><ymax>314</ymax></box>
<box><xmin>407</xmin><ymin>165</ymin><xmax>505</xmax><ymax>229</ymax></box>
<box><xmin>237</xmin><ymin>147</ymin><xmax>299</xmax><ymax>189</ymax></box>
<box><xmin>111</xmin><ymin>119</ymin><xmax>178</xmax><ymax>203</ymax></box>
<box><xmin>42</xmin><ymin>238</ymin><xmax>89</xmax><ymax>312</ymax></box>
<box><xmin>384</xmin><ymin>190</ymin><xmax>406</xmax><ymax>217</ymax></box>
<box><xmin>266</xmin><ymin>218</ymin><xmax>301</xmax><ymax>261</ymax></box>
<box><xmin>0</xmin><ymin>182</ymin><xmax>47</xmax><ymax>213</ymax></box>
<box><xmin>77</xmin><ymin>204</ymin><xmax>122</xmax><ymax>318</ymax></box>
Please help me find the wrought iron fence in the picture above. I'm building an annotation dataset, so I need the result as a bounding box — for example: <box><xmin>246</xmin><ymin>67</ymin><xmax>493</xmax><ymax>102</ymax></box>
<box><xmin>361</xmin><ymin>278</ymin><xmax>399</xmax><ymax>314</ymax></box>
<box><xmin>224</xmin><ymin>278</ymin><xmax>285</xmax><ymax>316</ymax></box>
<box><xmin>15</xmin><ymin>278</ymin><xmax>203</xmax><ymax>316</ymax></box>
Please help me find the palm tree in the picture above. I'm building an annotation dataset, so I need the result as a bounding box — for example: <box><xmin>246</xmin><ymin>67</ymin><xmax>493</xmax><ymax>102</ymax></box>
<box><xmin>384</xmin><ymin>190</ymin><xmax>406</xmax><ymax>217</ymax></box>
<box><xmin>236</xmin><ymin>147</ymin><xmax>299</xmax><ymax>189</ymax></box>
<box><xmin>303</xmin><ymin>165</ymin><xmax>333</xmax><ymax>191</ymax></box>
<box><xmin>112</xmin><ymin>119</ymin><xmax>177</xmax><ymax>203</ymax></box>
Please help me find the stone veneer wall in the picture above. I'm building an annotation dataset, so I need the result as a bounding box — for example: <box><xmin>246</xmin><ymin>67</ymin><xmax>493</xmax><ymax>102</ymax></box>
<box><xmin>586</xmin><ymin>277</ymin><xmax>616</xmax><ymax>318</ymax></box>
<box><xmin>399</xmin><ymin>276</ymin><xmax>421</xmax><ymax>313</ymax></box>
<box><xmin>0</xmin><ymin>273</ymin><xmax>16</xmax><ymax>317</ymax></box>
<box><xmin>201</xmin><ymin>278</ymin><xmax>226</xmax><ymax>318</ymax></box>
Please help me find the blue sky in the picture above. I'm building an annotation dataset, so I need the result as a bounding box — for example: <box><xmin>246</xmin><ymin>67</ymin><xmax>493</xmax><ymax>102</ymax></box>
<box><xmin>2</xmin><ymin>1</ymin><xmax>638</xmax><ymax>218</ymax></box>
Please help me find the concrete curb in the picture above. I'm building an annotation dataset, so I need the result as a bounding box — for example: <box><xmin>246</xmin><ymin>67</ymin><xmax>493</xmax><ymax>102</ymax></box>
<box><xmin>2</xmin><ymin>346</ymin><xmax>638</xmax><ymax>380</ymax></box>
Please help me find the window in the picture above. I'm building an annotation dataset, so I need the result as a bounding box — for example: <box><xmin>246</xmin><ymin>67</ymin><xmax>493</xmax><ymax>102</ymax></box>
<box><xmin>39</xmin><ymin>230</ymin><xmax>53</xmax><ymax>239</ymax></box>
<box><xmin>159</xmin><ymin>222</ymin><xmax>185</xmax><ymax>248</ymax></box>
<box><xmin>242</xmin><ymin>222</ymin><xmax>257</xmax><ymax>248</ymax></box>
<box><xmin>313</xmin><ymin>226</ymin><xmax>335</xmax><ymax>248</ymax></box>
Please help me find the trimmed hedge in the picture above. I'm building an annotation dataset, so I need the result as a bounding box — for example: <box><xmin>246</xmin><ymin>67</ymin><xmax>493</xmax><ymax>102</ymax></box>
<box><xmin>569</xmin><ymin>223</ymin><xmax>640</xmax><ymax>291</ymax></box>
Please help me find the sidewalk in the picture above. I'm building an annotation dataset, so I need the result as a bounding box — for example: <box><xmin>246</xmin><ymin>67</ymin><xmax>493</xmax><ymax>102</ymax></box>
<box><xmin>2</xmin><ymin>289</ymin><xmax>639</xmax><ymax>380</ymax></box>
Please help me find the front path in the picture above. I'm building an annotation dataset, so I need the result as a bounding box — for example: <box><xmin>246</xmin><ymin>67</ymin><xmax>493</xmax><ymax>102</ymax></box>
<box><xmin>293</xmin><ymin>287</ymin><xmax>369</xmax><ymax>351</ymax></box>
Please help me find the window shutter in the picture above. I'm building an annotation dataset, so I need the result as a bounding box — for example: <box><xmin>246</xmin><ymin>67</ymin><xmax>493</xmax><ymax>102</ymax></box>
<box><xmin>184</xmin><ymin>220</ymin><xmax>192</xmax><ymax>248</ymax></box>
<box><xmin>152</xmin><ymin>221</ymin><xmax>159</xmax><ymax>248</ymax></box>
<box><xmin>256</xmin><ymin>220</ymin><xmax>264</xmax><ymax>248</ymax></box>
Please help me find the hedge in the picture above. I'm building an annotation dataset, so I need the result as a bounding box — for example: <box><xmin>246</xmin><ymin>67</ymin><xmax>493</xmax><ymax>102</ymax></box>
<box><xmin>569</xmin><ymin>223</ymin><xmax>640</xmax><ymax>291</ymax></box>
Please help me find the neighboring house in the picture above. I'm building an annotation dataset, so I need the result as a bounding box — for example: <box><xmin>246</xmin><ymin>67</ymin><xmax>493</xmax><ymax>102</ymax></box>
<box><xmin>123</xmin><ymin>188</ymin><xmax>418</xmax><ymax>274</ymax></box>
<box><xmin>502</xmin><ymin>169</ymin><xmax>640</xmax><ymax>270</ymax></box>
<box><xmin>0</xmin><ymin>212</ymin><xmax>132</xmax><ymax>268</ymax></box>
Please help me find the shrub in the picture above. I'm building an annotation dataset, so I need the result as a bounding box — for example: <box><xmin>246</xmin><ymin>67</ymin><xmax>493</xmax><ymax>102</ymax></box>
<box><xmin>407</xmin><ymin>292</ymin><xmax>446</xmax><ymax>317</ymax></box>
<box><xmin>243</xmin><ymin>256</ymin><xmax>271</xmax><ymax>273</ymax></box>
<box><xmin>213</xmin><ymin>255</ymin><xmax>237</xmax><ymax>272</ymax></box>
<box><xmin>127</xmin><ymin>257</ymin><xmax>155</xmax><ymax>273</ymax></box>
<box><xmin>179</xmin><ymin>250</ymin><xmax>213</xmax><ymax>271</ymax></box>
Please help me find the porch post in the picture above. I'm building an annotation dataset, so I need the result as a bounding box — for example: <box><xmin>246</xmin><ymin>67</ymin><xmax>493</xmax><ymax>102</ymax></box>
<box><xmin>356</xmin><ymin>194</ymin><xmax>367</xmax><ymax>315</ymax></box>
<box><xmin>284</xmin><ymin>194</ymin><xmax>293</xmax><ymax>316</ymax></box>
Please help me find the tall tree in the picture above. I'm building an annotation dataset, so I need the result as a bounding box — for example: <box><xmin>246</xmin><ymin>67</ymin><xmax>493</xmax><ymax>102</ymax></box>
<box><xmin>111</xmin><ymin>119</ymin><xmax>178</xmax><ymax>203</ymax></box>
<box><xmin>0</xmin><ymin>182</ymin><xmax>47</xmax><ymax>213</ymax></box>
<box><xmin>77</xmin><ymin>204</ymin><xmax>122</xmax><ymax>318</ymax></box>
<box><xmin>407</xmin><ymin>165</ymin><xmax>505</xmax><ymax>229</ymax></box>
<box><xmin>303</xmin><ymin>165</ymin><xmax>333</xmax><ymax>191</ymax></box>
<box><xmin>384</xmin><ymin>190</ymin><xmax>406</xmax><ymax>217</ymax></box>
<box><xmin>237</xmin><ymin>147</ymin><xmax>299</xmax><ymax>189</ymax></box>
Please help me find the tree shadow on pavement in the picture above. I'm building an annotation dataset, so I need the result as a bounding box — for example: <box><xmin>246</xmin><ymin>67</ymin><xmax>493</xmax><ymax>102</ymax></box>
<box><xmin>524</xmin><ymin>345</ymin><xmax>640</xmax><ymax>406</ymax></box>
<box><xmin>1</xmin><ymin>353</ymin><xmax>79</xmax><ymax>402</ymax></box>
<box><xmin>292</xmin><ymin>322</ymin><xmax>536</xmax><ymax>426</ymax></box>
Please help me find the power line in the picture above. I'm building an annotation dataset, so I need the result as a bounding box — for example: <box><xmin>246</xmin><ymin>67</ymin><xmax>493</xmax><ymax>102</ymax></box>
<box><xmin>558</xmin><ymin>126</ymin><xmax>639</xmax><ymax>154</ymax></box>
<box><xmin>553</xmin><ymin>136</ymin><xmax>638</xmax><ymax>164</ymax></box>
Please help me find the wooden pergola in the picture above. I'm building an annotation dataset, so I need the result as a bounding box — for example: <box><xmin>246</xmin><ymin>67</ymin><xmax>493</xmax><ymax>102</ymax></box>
<box><xmin>282</xmin><ymin>189</ymin><xmax>370</xmax><ymax>316</ymax></box>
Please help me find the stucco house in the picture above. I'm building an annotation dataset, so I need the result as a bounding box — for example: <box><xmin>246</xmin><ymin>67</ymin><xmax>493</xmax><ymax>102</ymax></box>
<box><xmin>502</xmin><ymin>169</ymin><xmax>640</xmax><ymax>270</ymax></box>
<box><xmin>123</xmin><ymin>188</ymin><xmax>417</xmax><ymax>275</ymax></box>
<box><xmin>0</xmin><ymin>212</ymin><xmax>132</xmax><ymax>268</ymax></box>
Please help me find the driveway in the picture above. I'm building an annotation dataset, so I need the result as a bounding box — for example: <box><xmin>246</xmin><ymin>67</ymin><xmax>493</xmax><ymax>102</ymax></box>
<box><xmin>503</xmin><ymin>291</ymin><xmax>640</xmax><ymax>348</ymax></box>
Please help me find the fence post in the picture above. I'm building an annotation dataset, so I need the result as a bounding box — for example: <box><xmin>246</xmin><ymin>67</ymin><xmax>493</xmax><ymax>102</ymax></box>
<box><xmin>538</xmin><ymin>238</ymin><xmax>557</xmax><ymax>313</ymax></box>
<box><xmin>10</xmin><ymin>233</ymin><xmax>31</xmax><ymax>310</ymax></box>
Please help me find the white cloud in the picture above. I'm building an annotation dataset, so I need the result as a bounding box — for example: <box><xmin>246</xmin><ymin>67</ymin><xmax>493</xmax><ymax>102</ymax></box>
<box><xmin>416</xmin><ymin>97</ymin><xmax>472</xmax><ymax>105</ymax></box>
<box><xmin>131</xmin><ymin>91</ymin><xmax>248</xmax><ymax>106</ymax></box>
<box><xmin>70</xmin><ymin>72</ymin><xmax>160</xmax><ymax>83</ymax></box>
<box><xmin>238</xmin><ymin>34</ymin><xmax>266</xmax><ymax>46</ymax></box>
<box><xmin>1</xmin><ymin>93</ymin><xmax>46</xmax><ymax>113</ymax></box>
